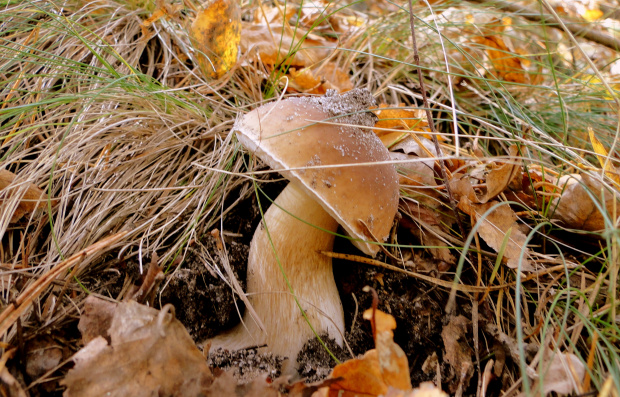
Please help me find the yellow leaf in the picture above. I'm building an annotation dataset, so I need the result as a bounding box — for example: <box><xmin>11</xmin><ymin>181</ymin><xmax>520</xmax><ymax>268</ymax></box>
<box><xmin>588</xmin><ymin>127</ymin><xmax>620</xmax><ymax>185</ymax></box>
<box><xmin>190</xmin><ymin>0</ymin><xmax>241</xmax><ymax>80</ymax></box>
<box><xmin>583</xmin><ymin>9</ymin><xmax>603</xmax><ymax>22</ymax></box>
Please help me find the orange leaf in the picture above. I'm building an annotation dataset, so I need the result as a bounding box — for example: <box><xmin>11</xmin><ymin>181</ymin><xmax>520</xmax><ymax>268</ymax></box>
<box><xmin>474</xmin><ymin>34</ymin><xmax>528</xmax><ymax>84</ymax></box>
<box><xmin>372</xmin><ymin>104</ymin><xmax>432</xmax><ymax>146</ymax></box>
<box><xmin>324</xmin><ymin>309</ymin><xmax>411</xmax><ymax>396</ymax></box>
<box><xmin>288</xmin><ymin>63</ymin><xmax>353</xmax><ymax>94</ymax></box>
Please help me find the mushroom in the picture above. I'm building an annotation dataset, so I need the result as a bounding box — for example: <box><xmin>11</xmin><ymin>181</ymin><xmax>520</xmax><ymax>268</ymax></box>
<box><xmin>210</xmin><ymin>89</ymin><xmax>399</xmax><ymax>373</ymax></box>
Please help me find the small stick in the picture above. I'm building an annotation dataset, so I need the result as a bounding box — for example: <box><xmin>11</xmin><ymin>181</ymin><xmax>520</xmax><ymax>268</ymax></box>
<box><xmin>0</xmin><ymin>231</ymin><xmax>129</xmax><ymax>337</ymax></box>
<box><xmin>406</xmin><ymin>0</ymin><xmax>473</xmax><ymax>313</ymax></box>
<box><xmin>321</xmin><ymin>251</ymin><xmax>569</xmax><ymax>293</ymax></box>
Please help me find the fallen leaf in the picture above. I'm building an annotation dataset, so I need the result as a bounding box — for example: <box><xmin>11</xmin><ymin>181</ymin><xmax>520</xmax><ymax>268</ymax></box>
<box><xmin>588</xmin><ymin>127</ymin><xmax>620</xmax><ymax>186</ymax></box>
<box><xmin>372</xmin><ymin>104</ymin><xmax>430</xmax><ymax>147</ymax></box>
<box><xmin>288</xmin><ymin>63</ymin><xmax>353</xmax><ymax>94</ymax></box>
<box><xmin>552</xmin><ymin>173</ymin><xmax>620</xmax><ymax>232</ymax></box>
<box><xmin>401</xmin><ymin>201</ymin><xmax>456</xmax><ymax>266</ymax></box>
<box><xmin>458</xmin><ymin>197</ymin><xmax>533</xmax><ymax>270</ymax></box>
<box><xmin>441</xmin><ymin>315</ymin><xmax>473</xmax><ymax>393</ymax></box>
<box><xmin>62</xmin><ymin>300</ymin><xmax>213</xmax><ymax>397</ymax></box>
<box><xmin>0</xmin><ymin>169</ymin><xmax>49</xmax><ymax>224</ymax></box>
<box><xmin>190</xmin><ymin>0</ymin><xmax>241</xmax><ymax>79</ymax></box>
<box><xmin>77</xmin><ymin>295</ymin><xmax>117</xmax><ymax>345</ymax></box>
<box><xmin>541</xmin><ymin>351</ymin><xmax>585</xmax><ymax>394</ymax></box>
<box><xmin>322</xmin><ymin>308</ymin><xmax>411</xmax><ymax>396</ymax></box>
<box><xmin>449</xmin><ymin>145</ymin><xmax>521</xmax><ymax>204</ymax></box>
<box><xmin>582</xmin><ymin>8</ymin><xmax>603</xmax><ymax>22</ymax></box>
<box><xmin>24</xmin><ymin>336</ymin><xmax>64</xmax><ymax>380</ymax></box>
<box><xmin>531</xmin><ymin>343</ymin><xmax>586</xmax><ymax>395</ymax></box>
<box><xmin>474</xmin><ymin>23</ymin><xmax>528</xmax><ymax>84</ymax></box>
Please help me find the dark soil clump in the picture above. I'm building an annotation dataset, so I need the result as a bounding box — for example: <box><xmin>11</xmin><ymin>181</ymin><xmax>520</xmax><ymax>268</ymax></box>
<box><xmin>159</xmin><ymin>237</ymin><xmax>249</xmax><ymax>341</ymax></box>
<box><xmin>208</xmin><ymin>347</ymin><xmax>284</xmax><ymax>383</ymax></box>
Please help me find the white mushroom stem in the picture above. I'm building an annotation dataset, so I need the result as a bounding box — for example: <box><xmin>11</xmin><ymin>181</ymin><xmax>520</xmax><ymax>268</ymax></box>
<box><xmin>209</xmin><ymin>183</ymin><xmax>344</xmax><ymax>373</ymax></box>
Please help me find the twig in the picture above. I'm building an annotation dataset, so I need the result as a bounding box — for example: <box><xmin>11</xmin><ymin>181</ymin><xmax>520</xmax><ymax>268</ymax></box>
<box><xmin>0</xmin><ymin>231</ymin><xmax>129</xmax><ymax>338</ymax></box>
<box><xmin>467</xmin><ymin>0</ymin><xmax>620</xmax><ymax>52</ymax></box>
<box><xmin>322</xmin><ymin>251</ymin><xmax>570</xmax><ymax>293</ymax></box>
<box><xmin>406</xmin><ymin>0</ymin><xmax>472</xmax><ymax>313</ymax></box>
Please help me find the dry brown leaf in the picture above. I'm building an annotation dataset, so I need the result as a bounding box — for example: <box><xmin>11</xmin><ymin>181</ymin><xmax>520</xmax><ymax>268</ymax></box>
<box><xmin>458</xmin><ymin>197</ymin><xmax>533</xmax><ymax>270</ymax></box>
<box><xmin>441</xmin><ymin>316</ymin><xmax>473</xmax><ymax>393</ymax></box>
<box><xmin>322</xmin><ymin>308</ymin><xmax>411</xmax><ymax>397</ymax></box>
<box><xmin>62</xmin><ymin>300</ymin><xmax>213</xmax><ymax>397</ymax></box>
<box><xmin>449</xmin><ymin>145</ymin><xmax>521</xmax><ymax>204</ymax></box>
<box><xmin>288</xmin><ymin>63</ymin><xmax>353</xmax><ymax>94</ymax></box>
<box><xmin>372</xmin><ymin>104</ymin><xmax>431</xmax><ymax>147</ymax></box>
<box><xmin>240</xmin><ymin>23</ymin><xmax>335</xmax><ymax>67</ymax></box>
<box><xmin>552</xmin><ymin>173</ymin><xmax>620</xmax><ymax>232</ymax></box>
<box><xmin>0</xmin><ymin>169</ymin><xmax>49</xmax><ymax>224</ymax></box>
<box><xmin>24</xmin><ymin>337</ymin><xmax>64</xmax><ymax>381</ymax></box>
<box><xmin>0</xmin><ymin>351</ymin><xmax>27</xmax><ymax>397</ymax></box>
<box><xmin>540</xmin><ymin>351</ymin><xmax>585</xmax><ymax>395</ymax></box>
<box><xmin>401</xmin><ymin>201</ymin><xmax>456</xmax><ymax>266</ymax></box>
<box><xmin>529</xmin><ymin>343</ymin><xmax>586</xmax><ymax>396</ymax></box>
<box><xmin>77</xmin><ymin>296</ymin><xmax>117</xmax><ymax>345</ymax></box>
<box><xmin>190</xmin><ymin>0</ymin><xmax>241</xmax><ymax>79</ymax></box>
<box><xmin>473</xmin><ymin>20</ymin><xmax>528</xmax><ymax>84</ymax></box>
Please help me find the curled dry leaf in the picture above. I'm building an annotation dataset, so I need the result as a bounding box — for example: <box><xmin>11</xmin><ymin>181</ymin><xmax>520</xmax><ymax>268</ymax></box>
<box><xmin>458</xmin><ymin>197</ymin><xmax>533</xmax><ymax>270</ymax></box>
<box><xmin>0</xmin><ymin>351</ymin><xmax>27</xmax><ymax>397</ymax></box>
<box><xmin>63</xmin><ymin>299</ymin><xmax>213</xmax><ymax>397</ymax></box>
<box><xmin>529</xmin><ymin>343</ymin><xmax>586</xmax><ymax>396</ymax></box>
<box><xmin>190</xmin><ymin>0</ymin><xmax>241</xmax><ymax>79</ymax></box>
<box><xmin>450</xmin><ymin>145</ymin><xmax>522</xmax><ymax>205</ymax></box>
<box><xmin>0</xmin><ymin>169</ymin><xmax>49</xmax><ymax>224</ymax></box>
<box><xmin>320</xmin><ymin>308</ymin><xmax>411</xmax><ymax>397</ymax></box>
<box><xmin>552</xmin><ymin>173</ymin><xmax>620</xmax><ymax>232</ymax></box>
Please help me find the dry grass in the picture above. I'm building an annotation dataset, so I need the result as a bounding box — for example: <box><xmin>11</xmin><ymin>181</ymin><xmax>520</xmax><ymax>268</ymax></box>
<box><xmin>1</xmin><ymin>0</ymin><xmax>619</xmax><ymax>394</ymax></box>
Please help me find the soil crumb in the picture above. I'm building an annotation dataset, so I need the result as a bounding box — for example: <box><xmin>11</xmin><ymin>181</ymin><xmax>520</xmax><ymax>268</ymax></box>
<box><xmin>208</xmin><ymin>347</ymin><xmax>284</xmax><ymax>383</ymax></box>
<box><xmin>297</xmin><ymin>335</ymin><xmax>348</xmax><ymax>382</ymax></box>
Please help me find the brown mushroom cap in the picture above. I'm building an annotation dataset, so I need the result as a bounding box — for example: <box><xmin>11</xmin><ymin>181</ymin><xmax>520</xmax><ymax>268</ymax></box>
<box><xmin>234</xmin><ymin>92</ymin><xmax>399</xmax><ymax>255</ymax></box>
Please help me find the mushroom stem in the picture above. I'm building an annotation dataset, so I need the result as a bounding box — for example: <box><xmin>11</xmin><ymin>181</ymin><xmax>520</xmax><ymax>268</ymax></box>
<box><xmin>209</xmin><ymin>183</ymin><xmax>344</xmax><ymax>373</ymax></box>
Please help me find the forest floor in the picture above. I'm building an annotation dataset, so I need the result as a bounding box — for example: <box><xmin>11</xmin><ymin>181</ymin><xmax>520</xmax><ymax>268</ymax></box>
<box><xmin>1</xmin><ymin>0</ymin><xmax>620</xmax><ymax>396</ymax></box>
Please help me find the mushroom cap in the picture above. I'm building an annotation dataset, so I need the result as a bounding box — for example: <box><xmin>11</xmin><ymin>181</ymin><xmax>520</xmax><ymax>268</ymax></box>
<box><xmin>234</xmin><ymin>93</ymin><xmax>399</xmax><ymax>256</ymax></box>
